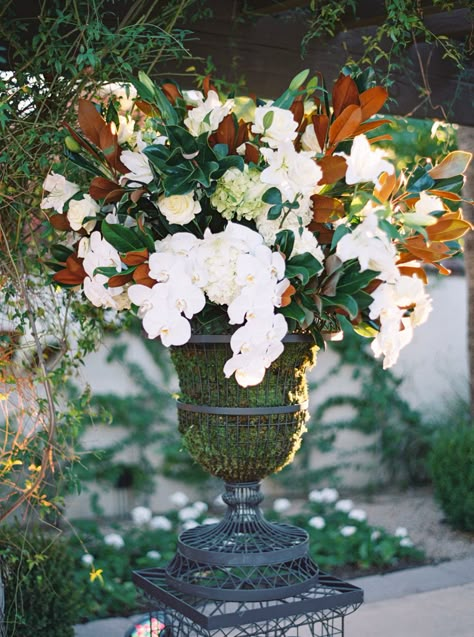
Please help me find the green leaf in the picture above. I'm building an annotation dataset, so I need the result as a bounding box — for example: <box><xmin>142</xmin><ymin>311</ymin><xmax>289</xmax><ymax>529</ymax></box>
<box><xmin>279</xmin><ymin>301</ymin><xmax>307</xmax><ymax>324</ymax></box>
<box><xmin>64</xmin><ymin>149</ymin><xmax>107</xmax><ymax>178</ymax></box>
<box><xmin>213</xmin><ymin>143</ymin><xmax>229</xmax><ymax>160</ymax></box>
<box><xmin>289</xmin><ymin>69</ymin><xmax>310</xmax><ymax>91</ymax></box>
<box><xmin>275</xmin><ymin>229</ymin><xmax>295</xmax><ymax>258</ymax></box>
<box><xmin>288</xmin><ymin>252</ymin><xmax>322</xmax><ymax>277</ymax></box>
<box><xmin>353</xmin><ymin>322</ymin><xmax>379</xmax><ymax>338</ymax></box>
<box><xmin>321</xmin><ymin>293</ymin><xmax>359</xmax><ymax>319</ymax></box>
<box><xmin>331</xmin><ymin>225</ymin><xmax>351</xmax><ymax>250</ymax></box>
<box><xmin>263</xmin><ymin>110</ymin><xmax>274</xmax><ymax>131</ymax></box>
<box><xmin>262</xmin><ymin>187</ymin><xmax>282</xmax><ymax>205</ymax></box>
<box><xmin>267</xmin><ymin>204</ymin><xmax>283</xmax><ymax>220</ymax></box>
<box><xmin>94</xmin><ymin>265</ymin><xmax>135</xmax><ymax>277</ymax></box>
<box><xmin>51</xmin><ymin>245</ymin><xmax>74</xmax><ymax>262</ymax></box>
<box><xmin>101</xmin><ymin>222</ymin><xmax>145</xmax><ymax>252</ymax></box>
<box><xmin>337</xmin><ymin>268</ymin><xmax>378</xmax><ymax>295</ymax></box>
<box><xmin>285</xmin><ymin>264</ymin><xmax>310</xmax><ymax>285</ymax></box>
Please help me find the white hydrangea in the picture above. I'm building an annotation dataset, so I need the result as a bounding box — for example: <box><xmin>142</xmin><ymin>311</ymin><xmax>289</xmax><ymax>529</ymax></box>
<box><xmin>169</xmin><ymin>491</ymin><xmax>189</xmax><ymax>508</ymax></box>
<box><xmin>131</xmin><ymin>505</ymin><xmax>152</xmax><ymax>526</ymax></box>
<box><xmin>340</xmin><ymin>525</ymin><xmax>357</xmax><ymax>537</ymax></box>
<box><xmin>210</xmin><ymin>166</ymin><xmax>269</xmax><ymax>221</ymax></box>
<box><xmin>273</xmin><ymin>498</ymin><xmax>291</xmax><ymax>513</ymax></box>
<box><xmin>335</xmin><ymin>499</ymin><xmax>354</xmax><ymax>513</ymax></box>
<box><xmin>150</xmin><ymin>516</ymin><xmax>172</xmax><ymax>531</ymax></box>
<box><xmin>308</xmin><ymin>516</ymin><xmax>326</xmax><ymax>530</ymax></box>
<box><xmin>103</xmin><ymin>533</ymin><xmax>125</xmax><ymax>549</ymax></box>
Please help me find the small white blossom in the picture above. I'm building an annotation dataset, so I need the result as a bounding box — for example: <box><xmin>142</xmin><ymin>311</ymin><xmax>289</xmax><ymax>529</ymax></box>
<box><xmin>193</xmin><ymin>501</ymin><xmax>209</xmax><ymax>515</ymax></box>
<box><xmin>308</xmin><ymin>516</ymin><xmax>326</xmax><ymax>530</ymax></box>
<box><xmin>81</xmin><ymin>553</ymin><xmax>94</xmax><ymax>566</ymax></box>
<box><xmin>348</xmin><ymin>509</ymin><xmax>367</xmax><ymax>522</ymax></box>
<box><xmin>395</xmin><ymin>526</ymin><xmax>408</xmax><ymax>537</ymax></box>
<box><xmin>182</xmin><ymin>520</ymin><xmax>199</xmax><ymax>531</ymax></box>
<box><xmin>273</xmin><ymin>498</ymin><xmax>292</xmax><ymax>513</ymax></box>
<box><xmin>121</xmin><ymin>148</ymin><xmax>154</xmax><ymax>184</ymax></box>
<box><xmin>400</xmin><ymin>537</ymin><xmax>414</xmax><ymax>548</ymax></box>
<box><xmin>131</xmin><ymin>505</ymin><xmax>152</xmax><ymax>526</ymax></box>
<box><xmin>301</xmin><ymin>123</ymin><xmax>322</xmax><ymax>153</ymax></box>
<box><xmin>103</xmin><ymin>533</ymin><xmax>125</xmax><ymax>549</ymax></box>
<box><xmin>184</xmin><ymin>90</ymin><xmax>234</xmax><ymax>137</ymax></box>
<box><xmin>146</xmin><ymin>550</ymin><xmax>162</xmax><ymax>560</ymax></box>
<box><xmin>260</xmin><ymin>142</ymin><xmax>322</xmax><ymax>202</ymax></box>
<box><xmin>252</xmin><ymin>104</ymin><xmax>298</xmax><ymax>148</ymax></box>
<box><xmin>340</xmin><ymin>525</ymin><xmax>357</xmax><ymax>537</ymax></box>
<box><xmin>178</xmin><ymin>506</ymin><xmax>201</xmax><ymax>522</ymax></box>
<box><xmin>150</xmin><ymin>516</ymin><xmax>172</xmax><ymax>531</ymax></box>
<box><xmin>169</xmin><ymin>491</ymin><xmax>189</xmax><ymax>508</ymax></box>
<box><xmin>202</xmin><ymin>517</ymin><xmax>220</xmax><ymax>525</ymax></box>
<box><xmin>335</xmin><ymin>499</ymin><xmax>354</xmax><ymax>513</ymax></box>
<box><xmin>67</xmin><ymin>194</ymin><xmax>99</xmax><ymax>233</ymax></box>
<box><xmin>371</xmin><ymin>530</ymin><xmax>381</xmax><ymax>542</ymax></box>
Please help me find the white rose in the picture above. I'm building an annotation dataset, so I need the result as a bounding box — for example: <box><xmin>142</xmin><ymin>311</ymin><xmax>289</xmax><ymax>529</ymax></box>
<box><xmin>158</xmin><ymin>193</ymin><xmax>201</xmax><ymax>225</ymax></box>
<box><xmin>117</xmin><ymin>115</ymin><xmax>135</xmax><ymax>145</ymax></box>
<box><xmin>252</xmin><ymin>105</ymin><xmax>298</xmax><ymax>148</ymax></box>
<box><xmin>67</xmin><ymin>195</ymin><xmax>99</xmax><ymax>233</ymax></box>
<box><xmin>301</xmin><ymin>124</ymin><xmax>322</xmax><ymax>153</ymax></box>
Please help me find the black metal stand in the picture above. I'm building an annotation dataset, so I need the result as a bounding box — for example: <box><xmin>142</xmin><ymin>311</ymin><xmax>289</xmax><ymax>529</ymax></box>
<box><xmin>133</xmin><ymin>482</ymin><xmax>363</xmax><ymax>636</ymax></box>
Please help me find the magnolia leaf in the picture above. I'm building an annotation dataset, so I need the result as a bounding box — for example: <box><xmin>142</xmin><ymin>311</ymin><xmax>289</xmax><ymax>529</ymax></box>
<box><xmin>102</xmin><ymin>222</ymin><xmax>144</xmax><ymax>253</ymax></box>
<box><xmin>78</xmin><ymin>99</ymin><xmax>106</xmax><ymax>147</ymax></box>
<box><xmin>89</xmin><ymin>177</ymin><xmax>124</xmax><ymax>202</ymax></box>
<box><xmin>262</xmin><ymin>187</ymin><xmax>282</xmax><ymax>205</ymax></box>
<box><xmin>50</xmin><ymin>245</ymin><xmax>74</xmax><ymax>263</ymax></box>
<box><xmin>108</xmin><ymin>272</ymin><xmax>134</xmax><ymax>288</ymax></box>
<box><xmin>332</xmin><ymin>74</ymin><xmax>360</xmax><ymax>119</ymax></box>
<box><xmin>133</xmin><ymin>263</ymin><xmax>155</xmax><ymax>287</ymax></box>
<box><xmin>425</xmin><ymin>214</ymin><xmax>472</xmax><ymax>242</ymax></box>
<box><xmin>353</xmin><ymin>322</ymin><xmax>379</xmax><ymax>338</ymax></box>
<box><xmin>275</xmin><ymin>229</ymin><xmax>295</xmax><ymax>258</ymax></box>
<box><xmin>279</xmin><ymin>300</ymin><xmax>307</xmax><ymax>324</ymax></box>
<box><xmin>359</xmin><ymin>86</ymin><xmax>388</xmax><ymax>120</ymax></box>
<box><xmin>312</xmin><ymin>113</ymin><xmax>329</xmax><ymax>150</ymax></box>
<box><xmin>429</xmin><ymin>151</ymin><xmax>472</xmax><ymax>180</ymax></box>
<box><xmin>121</xmin><ymin>248</ymin><xmax>149</xmax><ymax>266</ymax></box>
<box><xmin>321</xmin><ymin>293</ymin><xmax>358</xmax><ymax>319</ymax></box>
<box><xmin>287</xmin><ymin>252</ymin><xmax>322</xmax><ymax>277</ymax></box>
<box><xmin>331</xmin><ymin>224</ymin><xmax>351</xmax><ymax>250</ymax></box>
<box><xmin>329</xmin><ymin>104</ymin><xmax>363</xmax><ymax>147</ymax></box>
<box><xmin>317</xmin><ymin>155</ymin><xmax>347</xmax><ymax>185</ymax></box>
<box><xmin>49</xmin><ymin>213</ymin><xmax>71</xmax><ymax>231</ymax></box>
<box><xmin>311</xmin><ymin>194</ymin><xmax>345</xmax><ymax>223</ymax></box>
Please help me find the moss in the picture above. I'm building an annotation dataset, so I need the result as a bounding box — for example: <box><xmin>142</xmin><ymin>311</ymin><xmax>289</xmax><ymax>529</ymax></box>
<box><xmin>171</xmin><ymin>340</ymin><xmax>317</xmax><ymax>482</ymax></box>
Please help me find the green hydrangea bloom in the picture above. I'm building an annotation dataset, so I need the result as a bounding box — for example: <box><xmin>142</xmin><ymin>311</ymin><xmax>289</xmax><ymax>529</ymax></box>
<box><xmin>211</xmin><ymin>166</ymin><xmax>269</xmax><ymax>221</ymax></box>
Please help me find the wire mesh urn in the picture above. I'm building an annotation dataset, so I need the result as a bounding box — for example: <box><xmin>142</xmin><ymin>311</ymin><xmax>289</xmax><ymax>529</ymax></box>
<box><xmin>166</xmin><ymin>334</ymin><xmax>321</xmax><ymax>602</ymax></box>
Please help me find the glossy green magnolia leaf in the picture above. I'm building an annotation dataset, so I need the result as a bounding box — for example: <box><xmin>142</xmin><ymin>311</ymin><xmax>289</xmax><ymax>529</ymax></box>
<box><xmin>275</xmin><ymin>229</ymin><xmax>295</xmax><ymax>258</ymax></box>
<box><xmin>353</xmin><ymin>321</ymin><xmax>379</xmax><ymax>338</ymax></box>
<box><xmin>267</xmin><ymin>204</ymin><xmax>283</xmax><ymax>220</ymax></box>
<box><xmin>407</xmin><ymin>166</ymin><xmax>436</xmax><ymax>193</ymax></box>
<box><xmin>279</xmin><ymin>300</ymin><xmax>307</xmax><ymax>324</ymax></box>
<box><xmin>337</xmin><ymin>268</ymin><xmax>378</xmax><ymax>295</ymax></box>
<box><xmin>285</xmin><ymin>263</ymin><xmax>310</xmax><ymax>284</ymax></box>
<box><xmin>287</xmin><ymin>252</ymin><xmax>322</xmax><ymax>277</ymax></box>
<box><xmin>102</xmin><ymin>222</ymin><xmax>145</xmax><ymax>253</ymax></box>
<box><xmin>50</xmin><ymin>244</ymin><xmax>74</xmax><ymax>263</ymax></box>
<box><xmin>64</xmin><ymin>149</ymin><xmax>107</xmax><ymax>178</ymax></box>
<box><xmin>331</xmin><ymin>224</ymin><xmax>351</xmax><ymax>250</ymax></box>
<box><xmin>321</xmin><ymin>292</ymin><xmax>359</xmax><ymax>319</ymax></box>
<box><xmin>94</xmin><ymin>264</ymin><xmax>135</xmax><ymax>277</ymax></box>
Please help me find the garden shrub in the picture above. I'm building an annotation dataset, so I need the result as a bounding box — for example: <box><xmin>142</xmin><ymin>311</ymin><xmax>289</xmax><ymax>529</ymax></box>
<box><xmin>430</xmin><ymin>424</ymin><xmax>474</xmax><ymax>532</ymax></box>
<box><xmin>0</xmin><ymin>526</ymin><xmax>81</xmax><ymax>637</ymax></box>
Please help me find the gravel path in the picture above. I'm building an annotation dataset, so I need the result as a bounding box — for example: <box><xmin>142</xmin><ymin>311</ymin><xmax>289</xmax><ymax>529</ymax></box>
<box><xmin>355</xmin><ymin>487</ymin><xmax>473</xmax><ymax>561</ymax></box>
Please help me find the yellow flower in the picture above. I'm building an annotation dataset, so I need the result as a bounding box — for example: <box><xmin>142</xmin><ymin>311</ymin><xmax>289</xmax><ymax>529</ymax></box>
<box><xmin>90</xmin><ymin>568</ymin><xmax>104</xmax><ymax>584</ymax></box>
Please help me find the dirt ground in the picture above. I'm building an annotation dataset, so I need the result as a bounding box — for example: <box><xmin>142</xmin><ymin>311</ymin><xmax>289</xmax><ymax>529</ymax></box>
<box><xmin>355</xmin><ymin>487</ymin><xmax>473</xmax><ymax>562</ymax></box>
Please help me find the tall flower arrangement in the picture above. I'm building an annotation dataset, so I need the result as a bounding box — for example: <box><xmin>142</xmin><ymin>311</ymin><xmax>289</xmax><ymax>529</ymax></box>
<box><xmin>43</xmin><ymin>71</ymin><xmax>471</xmax><ymax>386</ymax></box>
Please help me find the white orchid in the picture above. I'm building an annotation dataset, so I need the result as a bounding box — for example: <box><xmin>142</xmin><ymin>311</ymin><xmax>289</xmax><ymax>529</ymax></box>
<box><xmin>336</xmin><ymin>210</ymin><xmax>399</xmax><ymax>283</ymax></box>
<box><xmin>260</xmin><ymin>142</ymin><xmax>322</xmax><ymax>202</ymax></box>
<box><xmin>121</xmin><ymin>148</ymin><xmax>154</xmax><ymax>184</ymax></box>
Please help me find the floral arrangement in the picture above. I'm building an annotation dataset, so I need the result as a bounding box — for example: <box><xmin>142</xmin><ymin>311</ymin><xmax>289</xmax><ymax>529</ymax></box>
<box><xmin>43</xmin><ymin>70</ymin><xmax>471</xmax><ymax>386</ymax></box>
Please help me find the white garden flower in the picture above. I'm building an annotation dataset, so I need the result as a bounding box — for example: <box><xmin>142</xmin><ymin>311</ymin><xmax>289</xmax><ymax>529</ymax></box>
<box><xmin>182</xmin><ymin>520</ymin><xmax>199</xmax><ymax>531</ymax></box>
<box><xmin>273</xmin><ymin>498</ymin><xmax>292</xmax><ymax>513</ymax></box>
<box><xmin>82</xmin><ymin>232</ymin><xmax>127</xmax><ymax>309</ymax></box>
<box><xmin>97</xmin><ymin>82</ymin><xmax>137</xmax><ymax>113</ymax></box>
<box><xmin>260</xmin><ymin>142</ymin><xmax>323</xmax><ymax>202</ymax></box>
<box><xmin>336</xmin><ymin>134</ymin><xmax>394</xmax><ymax>185</ymax></box>
<box><xmin>370</xmin><ymin>530</ymin><xmax>381</xmax><ymax>542</ymax></box>
<box><xmin>335</xmin><ymin>499</ymin><xmax>354</xmax><ymax>513</ymax></box>
<box><xmin>340</xmin><ymin>525</ymin><xmax>357</xmax><ymax>537</ymax></box>
<box><xmin>290</xmin><ymin>228</ymin><xmax>325</xmax><ymax>264</ymax></box>
<box><xmin>301</xmin><ymin>123</ymin><xmax>322</xmax><ymax>153</ymax></box>
<box><xmin>400</xmin><ymin>537</ymin><xmax>414</xmax><ymax>548</ymax></box>
<box><xmin>169</xmin><ymin>491</ymin><xmax>189</xmax><ymax>508</ymax></box>
<box><xmin>41</xmin><ymin>172</ymin><xmax>80</xmax><ymax>213</ymax></box>
<box><xmin>67</xmin><ymin>194</ymin><xmax>99</xmax><ymax>233</ymax></box>
<box><xmin>82</xmin><ymin>231</ymin><xmax>123</xmax><ymax>278</ymax></box>
<box><xmin>202</xmin><ymin>517</ymin><xmax>220</xmax><ymax>525</ymax></box>
<box><xmin>184</xmin><ymin>90</ymin><xmax>234</xmax><ymax>136</ymax></box>
<box><xmin>308</xmin><ymin>516</ymin><xmax>326</xmax><ymax>530</ymax></box>
<box><xmin>121</xmin><ymin>148</ymin><xmax>154</xmax><ymax>184</ymax></box>
<box><xmin>83</xmin><ymin>274</ymin><xmax>127</xmax><ymax>310</ymax></box>
<box><xmin>413</xmin><ymin>191</ymin><xmax>443</xmax><ymax>224</ymax></box>
<box><xmin>320</xmin><ymin>488</ymin><xmax>339</xmax><ymax>503</ymax></box>
<box><xmin>395</xmin><ymin>526</ymin><xmax>408</xmax><ymax>537</ymax></box>
<box><xmin>150</xmin><ymin>516</ymin><xmax>173</xmax><ymax>531</ymax></box>
<box><xmin>348</xmin><ymin>509</ymin><xmax>367</xmax><ymax>522</ymax></box>
<box><xmin>178</xmin><ymin>506</ymin><xmax>201</xmax><ymax>521</ymax></box>
<box><xmin>81</xmin><ymin>553</ymin><xmax>94</xmax><ymax>566</ymax></box>
<box><xmin>103</xmin><ymin>533</ymin><xmax>125</xmax><ymax>549</ymax></box>
<box><xmin>158</xmin><ymin>193</ymin><xmax>201</xmax><ymax>225</ymax></box>
<box><xmin>336</xmin><ymin>210</ymin><xmax>399</xmax><ymax>283</ymax></box>
<box><xmin>146</xmin><ymin>550</ymin><xmax>162</xmax><ymax>560</ymax></box>
<box><xmin>117</xmin><ymin>115</ymin><xmax>136</xmax><ymax>145</ymax></box>
<box><xmin>193</xmin><ymin>501</ymin><xmax>209</xmax><ymax>515</ymax></box>
<box><xmin>252</xmin><ymin>104</ymin><xmax>298</xmax><ymax>148</ymax></box>
<box><xmin>131</xmin><ymin>505</ymin><xmax>152</xmax><ymax>526</ymax></box>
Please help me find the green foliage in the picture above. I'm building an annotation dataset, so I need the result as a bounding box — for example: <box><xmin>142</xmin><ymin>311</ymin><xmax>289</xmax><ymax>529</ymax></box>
<box><xmin>0</xmin><ymin>526</ymin><xmax>82</xmax><ymax>636</ymax></box>
<box><xmin>430</xmin><ymin>421</ymin><xmax>474</xmax><ymax>531</ymax></box>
